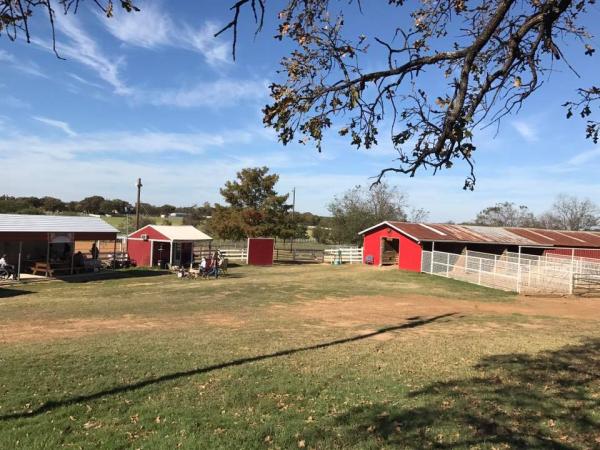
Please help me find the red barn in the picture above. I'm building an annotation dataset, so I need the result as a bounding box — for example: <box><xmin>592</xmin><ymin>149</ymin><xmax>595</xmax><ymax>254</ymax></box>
<box><xmin>359</xmin><ymin>221</ymin><xmax>600</xmax><ymax>272</ymax></box>
<box><xmin>127</xmin><ymin>225</ymin><xmax>212</xmax><ymax>268</ymax></box>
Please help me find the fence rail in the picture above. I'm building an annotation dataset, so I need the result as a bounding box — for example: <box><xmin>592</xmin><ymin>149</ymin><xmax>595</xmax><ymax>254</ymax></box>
<box><xmin>323</xmin><ymin>248</ymin><xmax>363</xmax><ymax>264</ymax></box>
<box><xmin>573</xmin><ymin>273</ymin><xmax>600</xmax><ymax>296</ymax></box>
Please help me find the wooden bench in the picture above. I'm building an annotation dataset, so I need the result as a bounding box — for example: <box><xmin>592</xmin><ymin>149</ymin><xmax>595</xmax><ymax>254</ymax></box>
<box><xmin>30</xmin><ymin>262</ymin><xmax>84</xmax><ymax>277</ymax></box>
<box><xmin>30</xmin><ymin>262</ymin><xmax>54</xmax><ymax>277</ymax></box>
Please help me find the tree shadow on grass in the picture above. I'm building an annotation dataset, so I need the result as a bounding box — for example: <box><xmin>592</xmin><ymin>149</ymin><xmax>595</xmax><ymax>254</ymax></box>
<box><xmin>57</xmin><ymin>269</ymin><xmax>170</xmax><ymax>283</ymax></box>
<box><xmin>0</xmin><ymin>313</ymin><xmax>456</xmax><ymax>421</ymax></box>
<box><xmin>0</xmin><ymin>288</ymin><xmax>33</xmax><ymax>298</ymax></box>
<box><xmin>330</xmin><ymin>338</ymin><xmax>600</xmax><ymax>449</ymax></box>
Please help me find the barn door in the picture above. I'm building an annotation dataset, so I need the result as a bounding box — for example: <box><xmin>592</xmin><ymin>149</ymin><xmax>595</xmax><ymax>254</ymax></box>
<box><xmin>381</xmin><ymin>238</ymin><xmax>399</xmax><ymax>266</ymax></box>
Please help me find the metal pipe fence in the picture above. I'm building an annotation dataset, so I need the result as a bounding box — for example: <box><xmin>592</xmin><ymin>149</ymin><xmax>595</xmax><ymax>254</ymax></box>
<box><xmin>421</xmin><ymin>249</ymin><xmax>600</xmax><ymax>295</ymax></box>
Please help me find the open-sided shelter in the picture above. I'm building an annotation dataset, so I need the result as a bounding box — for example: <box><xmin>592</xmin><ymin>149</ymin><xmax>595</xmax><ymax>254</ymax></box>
<box><xmin>127</xmin><ymin>225</ymin><xmax>212</xmax><ymax>268</ymax></box>
<box><xmin>0</xmin><ymin>214</ymin><xmax>119</xmax><ymax>277</ymax></box>
<box><xmin>359</xmin><ymin>221</ymin><xmax>600</xmax><ymax>271</ymax></box>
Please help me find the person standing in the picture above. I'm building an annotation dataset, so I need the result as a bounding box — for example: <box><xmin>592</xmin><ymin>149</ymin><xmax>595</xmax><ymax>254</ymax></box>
<box><xmin>212</xmin><ymin>249</ymin><xmax>220</xmax><ymax>279</ymax></box>
<box><xmin>90</xmin><ymin>242</ymin><xmax>100</xmax><ymax>260</ymax></box>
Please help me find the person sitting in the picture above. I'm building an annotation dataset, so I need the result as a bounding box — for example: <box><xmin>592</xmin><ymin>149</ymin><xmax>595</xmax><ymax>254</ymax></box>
<box><xmin>73</xmin><ymin>251</ymin><xmax>85</xmax><ymax>268</ymax></box>
<box><xmin>0</xmin><ymin>254</ymin><xmax>17</xmax><ymax>280</ymax></box>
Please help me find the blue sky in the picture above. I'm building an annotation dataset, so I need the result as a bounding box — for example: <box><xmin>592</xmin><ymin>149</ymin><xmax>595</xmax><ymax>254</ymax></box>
<box><xmin>0</xmin><ymin>1</ymin><xmax>599</xmax><ymax>222</ymax></box>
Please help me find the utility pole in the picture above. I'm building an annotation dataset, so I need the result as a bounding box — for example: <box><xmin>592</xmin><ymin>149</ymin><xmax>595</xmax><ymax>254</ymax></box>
<box><xmin>135</xmin><ymin>178</ymin><xmax>143</xmax><ymax>230</ymax></box>
<box><xmin>290</xmin><ymin>187</ymin><xmax>296</xmax><ymax>251</ymax></box>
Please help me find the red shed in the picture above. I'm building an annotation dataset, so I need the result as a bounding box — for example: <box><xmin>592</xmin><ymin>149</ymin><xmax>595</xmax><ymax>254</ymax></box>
<box><xmin>127</xmin><ymin>225</ymin><xmax>212</xmax><ymax>268</ymax></box>
<box><xmin>359</xmin><ymin>222</ymin><xmax>423</xmax><ymax>271</ymax></box>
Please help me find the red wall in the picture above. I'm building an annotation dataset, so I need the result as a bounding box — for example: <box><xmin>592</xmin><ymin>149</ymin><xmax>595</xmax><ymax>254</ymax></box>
<box><xmin>129</xmin><ymin>225</ymin><xmax>169</xmax><ymax>241</ymax></box>
<box><xmin>127</xmin><ymin>239</ymin><xmax>151</xmax><ymax>267</ymax></box>
<box><xmin>362</xmin><ymin>226</ymin><xmax>423</xmax><ymax>272</ymax></box>
<box><xmin>544</xmin><ymin>248</ymin><xmax>600</xmax><ymax>260</ymax></box>
<box><xmin>247</xmin><ymin>238</ymin><xmax>274</xmax><ymax>265</ymax></box>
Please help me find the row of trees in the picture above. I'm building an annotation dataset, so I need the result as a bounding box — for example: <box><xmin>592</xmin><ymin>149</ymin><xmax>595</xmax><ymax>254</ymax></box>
<box><xmin>473</xmin><ymin>196</ymin><xmax>599</xmax><ymax>231</ymax></box>
<box><xmin>0</xmin><ymin>195</ymin><xmax>198</xmax><ymax>217</ymax></box>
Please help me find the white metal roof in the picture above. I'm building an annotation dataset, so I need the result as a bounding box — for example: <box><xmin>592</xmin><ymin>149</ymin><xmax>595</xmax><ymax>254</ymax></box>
<box><xmin>150</xmin><ymin>225</ymin><xmax>212</xmax><ymax>241</ymax></box>
<box><xmin>0</xmin><ymin>214</ymin><xmax>118</xmax><ymax>233</ymax></box>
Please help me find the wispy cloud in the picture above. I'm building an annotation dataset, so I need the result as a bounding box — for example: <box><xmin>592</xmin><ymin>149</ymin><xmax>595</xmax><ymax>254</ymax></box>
<box><xmin>0</xmin><ymin>49</ymin><xmax>48</xmax><ymax>78</ymax></box>
<box><xmin>1</xmin><ymin>127</ymin><xmax>257</xmax><ymax>160</ymax></box>
<box><xmin>511</xmin><ymin>120</ymin><xmax>538</xmax><ymax>143</ymax></box>
<box><xmin>100</xmin><ymin>4</ymin><xmax>230</xmax><ymax>66</ymax></box>
<box><xmin>33</xmin><ymin>116</ymin><xmax>78</xmax><ymax>137</ymax></box>
<box><xmin>33</xmin><ymin>14</ymin><xmax>131</xmax><ymax>95</ymax></box>
<box><xmin>144</xmin><ymin>79</ymin><xmax>268</xmax><ymax>108</ymax></box>
<box><xmin>567</xmin><ymin>148</ymin><xmax>600</xmax><ymax>166</ymax></box>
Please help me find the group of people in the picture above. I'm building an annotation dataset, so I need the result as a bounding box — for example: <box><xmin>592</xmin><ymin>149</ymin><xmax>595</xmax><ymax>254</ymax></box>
<box><xmin>0</xmin><ymin>254</ymin><xmax>17</xmax><ymax>280</ymax></box>
<box><xmin>198</xmin><ymin>250</ymin><xmax>224</xmax><ymax>278</ymax></box>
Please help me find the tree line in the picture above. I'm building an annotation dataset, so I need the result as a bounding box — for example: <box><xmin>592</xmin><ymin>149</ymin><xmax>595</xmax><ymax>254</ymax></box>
<box><xmin>2</xmin><ymin>169</ymin><xmax>597</xmax><ymax>245</ymax></box>
<box><xmin>472</xmin><ymin>197</ymin><xmax>599</xmax><ymax>231</ymax></box>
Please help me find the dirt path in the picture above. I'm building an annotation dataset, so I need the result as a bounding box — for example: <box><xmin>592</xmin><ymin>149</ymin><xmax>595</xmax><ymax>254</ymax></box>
<box><xmin>288</xmin><ymin>294</ymin><xmax>600</xmax><ymax>328</ymax></box>
<box><xmin>1</xmin><ymin>293</ymin><xmax>597</xmax><ymax>344</ymax></box>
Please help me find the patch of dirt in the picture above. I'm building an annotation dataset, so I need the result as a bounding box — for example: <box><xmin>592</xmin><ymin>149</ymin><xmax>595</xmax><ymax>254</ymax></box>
<box><xmin>282</xmin><ymin>294</ymin><xmax>600</xmax><ymax>333</ymax></box>
<box><xmin>0</xmin><ymin>313</ymin><xmax>244</xmax><ymax>344</ymax></box>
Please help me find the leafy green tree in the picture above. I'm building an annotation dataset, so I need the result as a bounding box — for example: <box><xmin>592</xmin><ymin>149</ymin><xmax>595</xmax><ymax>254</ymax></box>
<box><xmin>40</xmin><ymin>196</ymin><xmax>65</xmax><ymax>212</ymax></box>
<box><xmin>77</xmin><ymin>196</ymin><xmax>106</xmax><ymax>214</ymax></box>
<box><xmin>328</xmin><ymin>183</ymin><xmax>407</xmax><ymax>245</ymax></box>
<box><xmin>209</xmin><ymin>167</ymin><xmax>294</xmax><ymax>239</ymax></box>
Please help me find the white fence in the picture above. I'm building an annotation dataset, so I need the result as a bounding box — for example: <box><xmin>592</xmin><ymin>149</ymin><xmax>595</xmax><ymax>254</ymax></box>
<box><xmin>219</xmin><ymin>248</ymin><xmax>248</xmax><ymax>261</ymax></box>
<box><xmin>324</xmin><ymin>247</ymin><xmax>363</xmax><ymax>264</ymax></box>
<box><xmin>421</xmin><ymin>249</ymin><xmax>600</xmax><ymax>294</ymax></box>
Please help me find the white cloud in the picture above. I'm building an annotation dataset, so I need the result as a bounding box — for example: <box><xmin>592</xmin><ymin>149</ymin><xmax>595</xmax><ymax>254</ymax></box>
<box><xmin>511</xmin><ymin>120</ymin><xmax>538</xmax><ymax>142</ymax></box>
<box><xmin>0</xmin><ymin>95</ymin><xmax>30</xmax><ymax>109</ymax></box>
<box><xmin>100</xmin><ymin>2</ymin><xmax>172</xmax><ymax>49</ymax></box>
<box><xmin>0</xmin><ymin>128</ymin><xmax>256</xmax><ymax>160</ymax></box>
<box><xmin>182</xmin><ymin>21</ymin><xmax>230</xmax><ymax>66</ymax></box>
<box><xmin>100</xmin><ymin>4</ymin><xmax>230</xmax><ymax>66</ymax></box>
<box><xmin>33</xmin><ymin>14</ymin><xmax>131</xmax><ymax>95</ymax></box>
<box><xmin>0</xmin><ymin>49</ymin><xmax>48</xmax><ymax>78</ymax></box>
<box><xmin>567</xmin><ymin>148</ymin><xmax>600</xmax><ymax>166</ymax></box>
<box><xmin>33</xmin><ymin>116</ymin><xmax>78</xmax><ymax>137</ymax></box>
<box><xmin>144</xmin><ymin>79</ymin><xmax>267</xmax><ymax>108</ymax></box>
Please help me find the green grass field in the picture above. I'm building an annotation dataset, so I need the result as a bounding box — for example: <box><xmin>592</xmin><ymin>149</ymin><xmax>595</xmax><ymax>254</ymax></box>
<box><xmin>0</xmin><ymin>265</ymin><xmax>598</xmax><ymax>449</ymax></box>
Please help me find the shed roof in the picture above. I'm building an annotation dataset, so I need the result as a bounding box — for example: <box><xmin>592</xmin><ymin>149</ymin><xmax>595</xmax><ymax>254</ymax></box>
<box><xmin>136</xmin><ymin>225</ymin><xmax>212</xmax><ymax>241</ymax></box>
<box><xmin>359</xmin><ymin>221</ymin><xmax>600</xmax><ymax>248</ymax></box>
<box><xmin>0</xmin><ymin>214</ymin><xmax>118</xmax><ymax>234</ymax></box>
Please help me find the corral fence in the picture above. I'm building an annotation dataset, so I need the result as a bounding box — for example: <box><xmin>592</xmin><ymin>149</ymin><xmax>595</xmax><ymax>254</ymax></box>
<box><xmin>572</xmin><ymin>274</ymin><xmax>600</xmax><ymax>296</ymax></box>
<box><xmin>194</xmin><ymin>247</ymin><xmax>248</xmax><ymax>262</ymax></box>
<box><xmin>421</xmin><ymin>249</ymin><xmax>600</xmax><ymax>295</ymax></box>
<box><xmin>274</xmin><ymin>248</ymin><xmax>324</xmax><ymax>263</ymax></box>
<box><xmin>323</xmin><ymin>247</ymin><xmax>363</xmax><ymax>264</ymax></box>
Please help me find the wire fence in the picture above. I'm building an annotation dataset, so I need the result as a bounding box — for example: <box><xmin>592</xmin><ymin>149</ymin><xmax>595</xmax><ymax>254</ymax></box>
<box><xmin>421</xmin><ymin>249</ymin><xmax>600</xmax><ymax>295</ymax></box>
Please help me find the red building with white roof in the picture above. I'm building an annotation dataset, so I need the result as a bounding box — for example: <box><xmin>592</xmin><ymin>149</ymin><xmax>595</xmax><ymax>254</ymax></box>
<box><xmin>127</xmin><ymin>225</ymin><xmax>212</xmax><ymax>268</ymax></box>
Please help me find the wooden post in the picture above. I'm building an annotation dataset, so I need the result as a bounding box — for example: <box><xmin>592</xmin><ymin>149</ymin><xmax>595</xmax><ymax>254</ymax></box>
<box><xmin>113</xmin><ymin>238</ymin><xmax>117</xmax><ymax>270</ymax></box>
<box><xmin>46</xmin><ymin>234</ymin><xmax>50</xmax><ymax>278</ymax></box>
<box><xmin>135</xmin><ymin>178</ymin><xmax>143</xmax><ymax>230</ymax></box>
<box><xmin>17</xmin><ymin>241</ymin><xmax>22</xmax><ymax>280</ymax></box>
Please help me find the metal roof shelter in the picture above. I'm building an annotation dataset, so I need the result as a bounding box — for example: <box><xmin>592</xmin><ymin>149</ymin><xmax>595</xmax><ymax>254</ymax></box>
<box><xmin>127</xmin><ymin>225</ymin><xmax>212</xmax><ymax>268</ymax></box>
<box><xmin>0</xmin><ymin>214</ymin><xmax>117</xmax><ymax>234</ymax></box>
<box><xmin>0</xmin><ymin>214</ymin><xmax>119</xmax><ymax>279</ymax></box>
<box><xmin>359</xmin><ymin>221</ymin><xmax>600</xmax><ymax>248</ymax></box>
